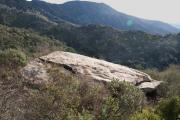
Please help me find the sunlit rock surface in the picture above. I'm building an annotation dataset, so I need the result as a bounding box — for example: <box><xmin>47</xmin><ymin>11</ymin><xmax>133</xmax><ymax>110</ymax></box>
<box><xmin>22</xmin><ymin>51</ymin><xmax>161</xmax><ymax>92</ymax></box>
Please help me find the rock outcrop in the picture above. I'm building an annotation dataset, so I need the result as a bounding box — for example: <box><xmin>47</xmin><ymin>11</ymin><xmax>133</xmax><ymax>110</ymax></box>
<box><xmin>22</xmin><ymin>51</ymin><xmax>161</xmax><ymax>92</ymax></box>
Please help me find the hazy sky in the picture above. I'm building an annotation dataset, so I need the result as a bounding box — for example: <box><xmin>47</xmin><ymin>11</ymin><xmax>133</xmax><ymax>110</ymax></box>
<box><xmin>42</xmin><ymin>0</ymin><xmax>180</xmax><ymax>24</ymax></box>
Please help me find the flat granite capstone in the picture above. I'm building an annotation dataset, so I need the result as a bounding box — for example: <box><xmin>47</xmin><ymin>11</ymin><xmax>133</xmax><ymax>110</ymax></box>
<box><xmin>22</xmin><ymin>51</ymin><xmax>162</xmax><ymax>92</ymax></box>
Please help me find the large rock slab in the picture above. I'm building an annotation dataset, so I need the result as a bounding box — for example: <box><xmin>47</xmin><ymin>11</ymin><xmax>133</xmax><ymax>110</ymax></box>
<box><xmin>22</xmin><ymin>51</ymin><xmax>161</xmax><ymax>92</ymax></box>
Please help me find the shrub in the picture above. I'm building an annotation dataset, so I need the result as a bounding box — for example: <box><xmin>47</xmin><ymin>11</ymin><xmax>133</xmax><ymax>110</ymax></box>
<box><xmin>109</xmin><ymin>80</ymin><xmax>146</xmax><ymax>112</ymax></box>
<box><xmin>144</xmin><ymin>65</ymin><xmax>180</xmax><ymax>98</ymax></box>
<box><xmin>24</xmin><ymin>67</ymin><xmax>81</xmax><ymax>120</ymax></box>
<box><xmin>78</xmin><ymin>80</ymin><xmax>106</xmax><ymax>115</ymax></box>
<box><xmin>98</xmin><ymin>97</ymin><xmax>120</xmax><ymax>120</ymax></box>
<box><xmin>129</xmin><ymin>108</ymin><xmax>161</xmax><ymax>120</ymax></box>
<box><xmin>98</xmin><ymin>80</ymin><xmax>146</xmax><ymax>120</ymax></box>
<box><xmin>23</xmin><ymin>67</ymin><xmax>101</xmax><ymax>120</ymax></box>
<box><xmin>156</xmin><ymin>96</ymin><xmax>180</xmax><ymax>120</ymax></box>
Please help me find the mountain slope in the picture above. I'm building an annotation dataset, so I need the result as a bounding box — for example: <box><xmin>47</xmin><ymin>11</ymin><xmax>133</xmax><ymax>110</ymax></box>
<box><xmin>0</xmin><ymin>4</ymin><xmax>57</xmax><ymax>31</ymax></box>
<box><xmin>172</xmin><ymin>24</ymin><xmax>180</xmax><ymax>29</ymax></box>
<box><xmin>0</xmin><ymin>1</ymin><xmax>179</xmax><ymax>120</ymax></box>
<box><xmin>0</xmin><ymin>3</ymin><xmax>180</xmax><ymax>69</ymax></box>
<box><xmin>0</xmin><ymin>0</ymin><xmax>179</xmax><ymax>35</ymax></box>
<box><xmin>46</xmin><ymin>24</ymin><xmax>180</xmax><ymax>69</ymax></box>
<box><xmin>0</xmin><ymin>24</ymin><xmax>73</xmax><ymax>56</ymax></box>
<box><xmin>53</xmin><ymin>1</ymin><xmax>179</xmax><ymax>35</ymax></box>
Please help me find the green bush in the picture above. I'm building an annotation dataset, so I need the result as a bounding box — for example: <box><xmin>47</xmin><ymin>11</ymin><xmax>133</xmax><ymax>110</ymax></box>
<box><xmin>109</xmin><ymin>80</ymin><xmax>146</xmax><ymax>112</ymax></box>
<box><xmin>98</xmin><ymin>80</ymin><xmax>146</xmax><ymax>120</ymax></box>
<box><xmin>23</xmin><ymin>67</ymin><xmax>99</xmax><ymax>120</ymax></box>
<box><xmin>27</xmin><ymin>67</ymin><xmax>81</xmax><ymax>120</ymax></box>
<box><xmin>98</xmin><ymin>97</ymin><xmax>120</xmax><ymax>120</ymax></box>
<box><xmin>23</xmin><ymin>68</ymin><xmax>147</xmax><ymax>120</ymax></box>
<box><xmin>129</xmin><ymin>108</ymin><xmax>161</xmax><ymax>120</ymax></box>
<box><xmin>144</xmin><ymin>65</ymin><xmax>180</xmax><ymax>97</ymax></box>
<box><xmin>156</xmin><ymin>96</ymin><xmax>180</xmax><ymax>120</ymax></box>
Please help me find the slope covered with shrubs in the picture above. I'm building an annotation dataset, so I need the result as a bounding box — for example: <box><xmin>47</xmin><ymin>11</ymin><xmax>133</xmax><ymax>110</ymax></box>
<box><xmin>45</xmin><ymin>24</ymin><xmax>180</xmax><ymax>69</ymax></box>
<box><xmin>1</xmin><ymin>61</ymin><xmax>178</xmax><ymax>120</ymax></box>
<box><xmin>0</xmin><ymin>0</ymin><xmax>179</xmax><ymax>120</ymax></box>
<box><xmin>0</xmin><ymin>24</ymin><xmax>73</xmax><ymax>57</ymax></box>
<box><xmin>0</xmin><ymin>1</ymin><xmax>180</xmax><ymax>69</ymax></box>
<box><xmin>1</xmin><ymin>3</ymin><xmax>180</xmax><ymax>69</ymax></box>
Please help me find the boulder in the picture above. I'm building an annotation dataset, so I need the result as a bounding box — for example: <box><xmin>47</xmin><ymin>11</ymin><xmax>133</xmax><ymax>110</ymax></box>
<box><xmin>22</xmin><ymin>51</ymin><xmax>161</xmax><ymax>92</ymax></box>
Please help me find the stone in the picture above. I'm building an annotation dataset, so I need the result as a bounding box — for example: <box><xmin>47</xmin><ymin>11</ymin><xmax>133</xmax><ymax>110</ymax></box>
<box><xmin>22</xmin><ymin>51</ymin><xmax>162</xmax><ymax>92</ymax></box>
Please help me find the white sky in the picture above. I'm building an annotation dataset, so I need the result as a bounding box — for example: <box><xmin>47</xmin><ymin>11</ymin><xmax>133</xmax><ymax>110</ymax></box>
<box><xmin>42</xmin><ymin>0</ymin><xmax>180</xmax><ymax>24</ymax></box>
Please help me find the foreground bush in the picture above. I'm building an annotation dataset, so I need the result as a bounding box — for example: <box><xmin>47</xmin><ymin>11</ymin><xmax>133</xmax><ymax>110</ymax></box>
<box><xmin>23</xmin><ymin>67</ymin><xmax>100</xmax><ymax>120</ymax></box>
<box><xmin>156</xmin><ymin>96</ymin><xmax>180</xmax><ymax>120</ymax></box>
<box><xmin>130</xmin><ymin>96</ymin><xmax>180</xmax><ymax>120</ymax></box>
<box><xmin>24</xmin><ymin>67</ymin><xmax>82</xmax><ymax>120</ymax></box>
<box><xmin>98</xmin><ymin>80</ymin><xmax>146</xmax><ymax>120</ymax></box>
<box><xmin>22</xmin><ymin>66</ymin><xmax>147</xmax><ymax>120</ymax></box>
<box><xmin>129</xmin><ymin>108</ymin><xmax>161</xmax><ymax>120</ymax></box>
<box><xmin>1</xmin><ymin>62</ymin><xmax>179</xmax><ymax>120</ymax></box>
<box><xmin>109</xmin><ymin>80</ymin><xmax>146</xmax><ymax>113</ymax></box>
